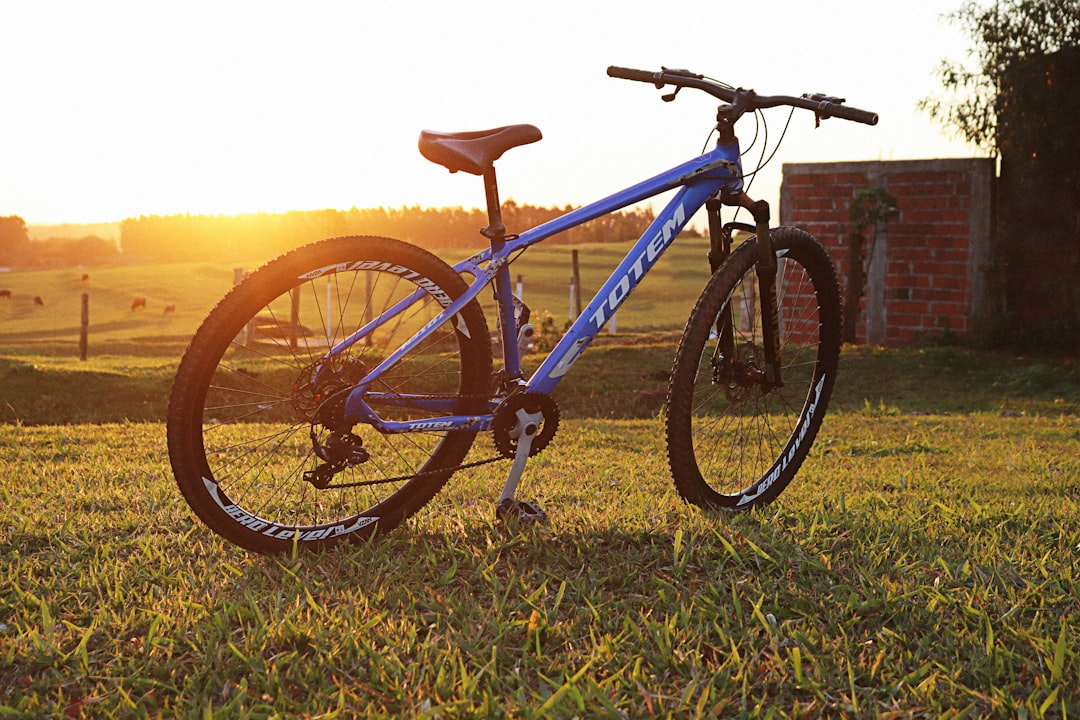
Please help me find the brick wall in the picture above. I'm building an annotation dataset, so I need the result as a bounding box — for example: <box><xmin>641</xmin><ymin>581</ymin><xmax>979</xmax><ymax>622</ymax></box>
<box><xmin>780</xmin><ymin>159</ymin><xmax>995</xmax><ymax>346</ymax></box>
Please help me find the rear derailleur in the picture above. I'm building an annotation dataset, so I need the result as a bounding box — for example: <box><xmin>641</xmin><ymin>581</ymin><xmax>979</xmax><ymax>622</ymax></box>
<box><xmin>304</xmin><ymin>428</ymin><xmax>370</xmax><ymax>489</ymax></box>
<box><xmin>296</xmin><ymin>358</ymin><xmax>372</xmax><ymax>489</ymax></box>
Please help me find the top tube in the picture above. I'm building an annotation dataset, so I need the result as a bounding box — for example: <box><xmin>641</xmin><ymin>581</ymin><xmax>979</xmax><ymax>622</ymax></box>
<box><xmin>465</xmin><ymin>139</ymin><xmax>745</xmax><ymax>263</ymax></box>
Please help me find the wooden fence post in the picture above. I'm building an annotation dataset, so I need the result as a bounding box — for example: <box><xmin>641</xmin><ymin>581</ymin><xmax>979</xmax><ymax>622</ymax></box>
<box><xmin>569</xmin><ymin>276</ymin><xmax>576</xmax><ymax>320</ymax></box>
<box><xmin>289</xmin><ymin>288</ymin><xmax>300</xmax><ymax>350</ymax></box>
<box><xmin>233</xmin><ymin>268</ymin><xmax>256</xmax><ymax>346</ymax></box>
<box><xmin>571</xmin><ymin>249</ymin><xmax>582</xmax><ymax>319</ymax></box>
<box><xmin>79</xmin><ymin>293</ymin><xmax>89</xmax><ymax>360</ymax></box>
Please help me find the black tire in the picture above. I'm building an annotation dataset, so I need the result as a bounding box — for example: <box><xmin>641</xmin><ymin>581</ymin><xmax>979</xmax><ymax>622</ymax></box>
<box><xmin>167</xmin><ymin>236</ymin><xmax>492</xmax><ymax>553</ymax></box>
<box><xmin>665</xmin><ymin>227</ymin><xmax>841</xmax><ymax>510</ymax></box>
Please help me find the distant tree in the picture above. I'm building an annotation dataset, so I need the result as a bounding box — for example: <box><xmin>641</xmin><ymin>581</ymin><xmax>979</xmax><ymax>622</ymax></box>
<box><xmin>919</xmin><ymin>0</ymin><xmax>1080</xmax><ymax>153</ymax></box>
<box><xmin>29</xmin><ymin>236</ymin><xmax>121</xmax><ymax>268</ymax></box>
<box><xmin>0</xmin><ymin>216</ymin><xmax>31</xmax><ymax>267</ymax></box>
<box><xmin>923</xmin><ymin>0</ymin><xmax>1080</xmax><ymax>350</ymax></box>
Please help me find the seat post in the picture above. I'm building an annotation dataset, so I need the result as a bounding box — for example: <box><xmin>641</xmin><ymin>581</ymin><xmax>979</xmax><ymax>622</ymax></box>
<box><xmin>480</xmin><ymin>166</ymin><xmax>507</xmax><ymax>245</ymax></box>
<box><xmin>479</xmin><ymin>163</ymin><xmax>524</xmax><ymax>379</ymax></box>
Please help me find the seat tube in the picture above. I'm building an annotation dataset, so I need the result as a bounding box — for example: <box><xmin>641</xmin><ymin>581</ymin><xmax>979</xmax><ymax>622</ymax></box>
<box><xmin>493</xmin><ymin>263</ymin><xmax>523</xmax><ymax>377</ymax></box>
<box><xmin>479</xmin><ymin>165</ymin><xmax>524</xmax><ymax>378</ymax></box>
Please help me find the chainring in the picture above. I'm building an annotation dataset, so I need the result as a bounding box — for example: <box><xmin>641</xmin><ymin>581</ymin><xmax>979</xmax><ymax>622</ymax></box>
<box><xmin>492</xmin><ymin>392</ymin><xmax>560</xmax><ymax>460</ymax></box>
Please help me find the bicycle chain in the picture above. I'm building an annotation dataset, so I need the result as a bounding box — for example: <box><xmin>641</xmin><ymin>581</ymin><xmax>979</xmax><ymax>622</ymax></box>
<box><xmin>322</xmin><ymin>453</ymin><xmax>506</xmax><ymax>489</ymax></box>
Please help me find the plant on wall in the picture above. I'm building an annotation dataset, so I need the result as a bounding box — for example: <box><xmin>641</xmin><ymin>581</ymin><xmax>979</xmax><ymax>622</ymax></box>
<box><xmin>843</xmin><ymin>187</ymin><xmax>899</xmax><ymax>344</ymax></box>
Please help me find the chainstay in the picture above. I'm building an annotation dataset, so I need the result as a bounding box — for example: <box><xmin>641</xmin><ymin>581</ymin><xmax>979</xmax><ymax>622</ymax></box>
<box><xmin>322</xmin><ymin>388</ymin><xmax>515</xmax><ymax>489</ymax></box>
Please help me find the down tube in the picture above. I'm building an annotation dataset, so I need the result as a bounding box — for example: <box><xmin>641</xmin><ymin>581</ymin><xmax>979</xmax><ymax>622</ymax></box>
<box><xmin>527</xmin><ymin>183</ymin><xmax>718</xmax><ymax>395</ymax></box>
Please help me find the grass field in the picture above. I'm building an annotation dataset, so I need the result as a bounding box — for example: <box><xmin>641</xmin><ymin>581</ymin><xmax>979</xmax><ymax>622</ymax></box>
<box><xmin>2</xmin><ymin>249</ymin><xmax>1079</xmax><ymax>717</ymax></box>
<box><xmin>0</xmin><ymin>236</ymin><xmax>714</xmax><ymax>357</ymax></box>
<box><xmin>1</xmin><ymin>343</ymin><xmax>1078</xmax><ymax>717</ymax></box>
<box><xmin>1</xmin><ymin>410</ymin><xmax>1077</xmax><ymax>717</ymax></box>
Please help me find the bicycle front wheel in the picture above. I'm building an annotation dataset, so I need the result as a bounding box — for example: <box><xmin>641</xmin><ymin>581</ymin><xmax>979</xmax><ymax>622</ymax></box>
<box><xmin>666</xmin><ymin>227</ymin><xmax>841</xmax><ymax>510</ymax></box>
<box><xmin>167</xmin><ymin>236</ymin><xmax>492</xmax><ymax>553</ymax></box>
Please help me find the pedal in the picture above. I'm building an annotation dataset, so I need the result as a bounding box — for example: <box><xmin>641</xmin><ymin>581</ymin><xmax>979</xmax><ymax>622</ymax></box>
<box><xmin>495</xmin><ymin>498</ymin><xmax>548</xmax><ymax>523</ymax></box>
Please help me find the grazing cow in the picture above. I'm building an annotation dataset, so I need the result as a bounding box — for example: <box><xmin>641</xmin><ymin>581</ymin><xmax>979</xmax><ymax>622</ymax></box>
<box><xmin>81</xmin><ymin>274</ymin><xmax>89</xmax><ymax>282</ymax></box>
<box><xmin>131</xmin><ymin>297</ymin><xmax>147</xmax><ymax>311</ymax></box>
<box><xmin>0</xmin><ymin>289</ymin><xmax>10</xmax><ymax>299</ymax></box>
<box><xmin>163</xmin><ymin>303</ymin><xmax>176</xmax><ymax>314</ymax></box>
<box><xmin>33</xmin><ymin>296</ymin><xmax>44</xmax><ymax>306</ymax></box>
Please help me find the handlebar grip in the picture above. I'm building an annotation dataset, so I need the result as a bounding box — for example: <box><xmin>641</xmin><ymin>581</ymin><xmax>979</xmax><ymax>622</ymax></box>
<box><xmin>607</xmin><ymin>66</ymin><xmax>662</xmax><ymax>84</ymax></box>
<box><xmin>816</xmin><ymin>101</ymin><xmax>879</xmax><ymax>126</ymax></box>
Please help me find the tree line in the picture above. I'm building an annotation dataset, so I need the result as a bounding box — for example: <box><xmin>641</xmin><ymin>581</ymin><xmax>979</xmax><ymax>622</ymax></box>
<box><xmin>0</xmin><ymin>202</ymin><xmax>664</xmax><ymax>268</ymax></box>
<box><xmin>118</xmin><ymin>202</ymin><xmax>661</xmax><ymax>262</ymax></box>
<box><xmin>0</xmin><ymin>216</ymin><xmax>120</xmax><ymax>269</ymax></box>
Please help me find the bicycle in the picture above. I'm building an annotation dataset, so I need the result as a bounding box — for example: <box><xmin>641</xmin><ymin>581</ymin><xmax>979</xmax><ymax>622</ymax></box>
<box><xmin>167</xmin><ymin>66</ymin><xmax>878</xmax><ymax>553</ymax></box>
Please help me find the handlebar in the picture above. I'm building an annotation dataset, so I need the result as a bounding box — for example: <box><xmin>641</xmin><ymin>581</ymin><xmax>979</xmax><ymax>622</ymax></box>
<box><xmin>607</xmin><ymin>65</ymin><xmax>879</xmax><ymax>126</ymax></box>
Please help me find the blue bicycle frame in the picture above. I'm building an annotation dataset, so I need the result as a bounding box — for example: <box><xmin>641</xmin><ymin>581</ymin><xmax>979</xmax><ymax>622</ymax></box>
<box><xmin>339</xmin><ymin>139</ymin><xmax>746</xmax><ymax>434</ymax></box>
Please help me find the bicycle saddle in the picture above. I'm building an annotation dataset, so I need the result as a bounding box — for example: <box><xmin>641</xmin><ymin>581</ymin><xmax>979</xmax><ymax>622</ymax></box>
<box><xmin>418</xmin><ymin>124</ymin><xmax>542</xmax><ymax>175</ymax></box>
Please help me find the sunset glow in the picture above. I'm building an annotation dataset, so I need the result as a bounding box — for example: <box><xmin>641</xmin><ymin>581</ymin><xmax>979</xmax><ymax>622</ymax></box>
<box><xmin>1</xmin><ymin>1</ymin><xmax>976</xmax><ymax>226</ymax></box>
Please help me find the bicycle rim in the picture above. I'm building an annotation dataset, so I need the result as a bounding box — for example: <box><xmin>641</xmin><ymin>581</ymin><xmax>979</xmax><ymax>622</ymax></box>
<box><xmin>167</xmin><ymin>236</ymin><xmax>491</xmax><ymax>551</ymax></box>
<box><xmin>666</xmin><ymin>228</ymin><xmax>841</xmax><ymax>509</ymax></box>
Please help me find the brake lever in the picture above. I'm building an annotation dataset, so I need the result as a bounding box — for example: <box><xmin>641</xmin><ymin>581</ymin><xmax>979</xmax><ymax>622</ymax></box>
<box><xmin>805</xmin><ymin>92</ymin><xmax>847</xmax><ymax>104</ymax></box>
<box><xmin>662</xmin><ymin>86</ymin><xmax>682</xmax><ymax>102</ymax></box>
<box><xmin>661</xmin><ymin>67</ymin><xmax>704</xmax><ymax>79</ymax></box>
<box><xmin>804</xmin><ymin>93</ymin><xmax>847</xmax><ymax>127</ymax></box>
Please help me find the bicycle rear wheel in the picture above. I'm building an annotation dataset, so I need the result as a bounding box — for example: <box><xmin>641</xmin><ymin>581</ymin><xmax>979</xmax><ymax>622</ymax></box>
<box><xmin>167</xmin><ymin>236</ymin><xmax>492</xmax><ymax>552</ymax></box>
<box><xmin>665</xmin><ymin>227</ymin><xmax>841</xmax><ymax>510</ymax></box>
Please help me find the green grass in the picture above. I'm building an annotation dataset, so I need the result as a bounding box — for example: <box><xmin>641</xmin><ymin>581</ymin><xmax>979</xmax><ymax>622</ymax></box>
<box><xmin>2</xmin><ymin>251</ymin><xmax>1079</xmax><ymax>716</ymax></box>
<box><xmin>1</xmin><ymin>413</ymin><xmax>1077</xmax><ymax>717</ymax></box>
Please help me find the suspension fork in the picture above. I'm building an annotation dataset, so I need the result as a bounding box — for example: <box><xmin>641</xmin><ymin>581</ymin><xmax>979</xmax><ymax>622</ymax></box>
<box><xmin>706</xmin><ymin>198</ymin><xmax>737</xmax><ymax>379</ymax></box>
<box><xmin>718</xmin><ymin>192</ymin><xmax>784</xmax><ymax>388</ymax></box>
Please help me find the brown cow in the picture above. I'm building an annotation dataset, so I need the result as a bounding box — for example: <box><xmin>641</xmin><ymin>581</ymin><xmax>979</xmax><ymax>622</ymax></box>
<box><xmin>0</xmin><ymin>289</ymin><xmax>11</xmax><ymax>299</ymax></box>
<box><xmin>164</xmin><ymin>304</ymin><xmax>176</xmax><ymax>314</ymax></box>
<box><xmin>131</xmin><ymin>297</ymin><xmax>147</xmax><ymax>311</ymax></box>
<box><xmin>33</xmin><ymin>296</ymin><xmax>44</xmax><ymax>306</ymax></box>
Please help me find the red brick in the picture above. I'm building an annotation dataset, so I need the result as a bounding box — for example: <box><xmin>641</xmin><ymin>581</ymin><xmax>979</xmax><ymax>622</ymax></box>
<box><xmin>930</xmin><ymin>301</ymin><xmax>966</xmax><ymax>316</ymax></box>
<box><xmin>932</xmin><ymin>275</ymin><xmax>971</xmax><ymax>290</ymax></box>
<box><xmin>889</xmin><ymin>171</ymin><xmax>942</xmax><ymax>185</ymax></box>
<box><xmin>937</xmin><ymin>315</ymin><xmax>969</xmax><ymax>331</ymax></box>
<box><xmin>890</xmin><ymin>300</ymin><xmax>931</xmax><ymax>315</ymax></box>
<box><xmin>889</xmin><ymin>327</ymin><xmax>919</xmax><ymax>344</ymax></box>
<box><xmin>929</xmin><ymin>249</ymin><xmax>968</xmax><ymax>264</ymax></box>
<box><xmin>904</xmin><ymin>196</ymin><xmax>950</xmax><ymax>210</ymax></box>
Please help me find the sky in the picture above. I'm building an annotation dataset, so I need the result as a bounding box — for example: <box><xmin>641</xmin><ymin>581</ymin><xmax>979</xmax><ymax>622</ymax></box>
<box><xmin>0</xmin><ymin>0</ymin><xmax>981</xmax><ymax>228</ymax></box>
